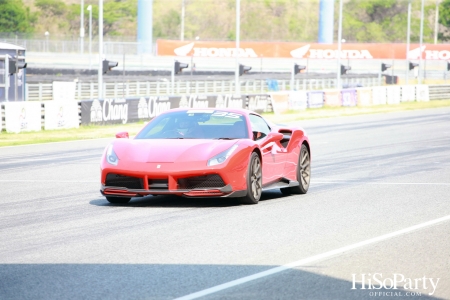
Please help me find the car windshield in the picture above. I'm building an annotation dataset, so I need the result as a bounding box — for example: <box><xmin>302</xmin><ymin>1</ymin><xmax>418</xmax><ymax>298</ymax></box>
<box><xmin>135</xmin><ymin>110</ymin><xmax>249</xmax><ymax>140</ymax></box>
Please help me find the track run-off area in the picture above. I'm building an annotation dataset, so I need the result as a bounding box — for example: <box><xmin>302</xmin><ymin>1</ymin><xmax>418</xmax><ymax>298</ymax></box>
<box><xmin>0</xmin><ymin>107</ymin><xmax>449</xmax><ymax>299</ymax></box>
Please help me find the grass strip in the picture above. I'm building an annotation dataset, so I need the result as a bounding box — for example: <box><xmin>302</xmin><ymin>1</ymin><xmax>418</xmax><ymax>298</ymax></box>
<box><xmin>1</xmin><ymin>100</ymin><xmax>449</xmax><ymax>147</ymax></box>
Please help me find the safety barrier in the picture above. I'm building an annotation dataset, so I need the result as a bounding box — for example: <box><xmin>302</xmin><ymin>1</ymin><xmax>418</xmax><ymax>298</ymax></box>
<box><xmin>1</xmin><ymin>84</ymin><xmax>447</xmax><ymax>133</ymax></box>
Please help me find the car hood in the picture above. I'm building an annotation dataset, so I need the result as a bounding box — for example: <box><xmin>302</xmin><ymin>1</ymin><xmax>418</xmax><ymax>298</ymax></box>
<box><xmin>112</xmin><ymin>138</ymin><xmax>239</xmax><ymax>163</ymax></box>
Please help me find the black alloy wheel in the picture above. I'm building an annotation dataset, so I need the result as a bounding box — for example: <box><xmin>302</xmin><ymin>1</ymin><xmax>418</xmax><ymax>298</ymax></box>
<box><xmin>281</xmin><ymin>144</ymin><xmax>311</xmax><ymax>195</ymax></box>
<box><xmin>241</xmin><ymin>152</ymin><xmax>262</xmax><ymax>204</ymax></box>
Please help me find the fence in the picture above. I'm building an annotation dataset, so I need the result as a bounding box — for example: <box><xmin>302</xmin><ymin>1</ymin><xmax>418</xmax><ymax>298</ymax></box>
<box><xmin>25</xmin><ymin>77</ymin><xmax>381</xmax><ymax>101</ymax></box>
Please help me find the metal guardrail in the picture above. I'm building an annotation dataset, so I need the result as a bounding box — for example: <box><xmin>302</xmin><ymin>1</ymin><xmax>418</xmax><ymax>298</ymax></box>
<box><xmin>428</xmin><ymin>85</ymin><xmax>450</xmax><ymax>100</ymax></box>
<box><xmin>26</xmin><ymin>77</ymin><xmax>379</xmax><ymax>101</ymax></box>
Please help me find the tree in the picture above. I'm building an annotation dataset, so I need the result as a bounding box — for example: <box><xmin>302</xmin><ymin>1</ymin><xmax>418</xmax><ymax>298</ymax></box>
<box><xmin>0</xmin><ymin>0</ymin><xmax>36</xmax><ymax>35</ymax></box>
<box><xmin>439</xmin><ymin>0</ymin><xmax>450</xmax><ymax>41</ymax></box>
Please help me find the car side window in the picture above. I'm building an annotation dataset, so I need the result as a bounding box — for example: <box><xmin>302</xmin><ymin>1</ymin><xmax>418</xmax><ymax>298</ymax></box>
<box><xmin>249</xmin><ymin>114</ymin><xmax>271</xmax><ymax>141</ymax></box>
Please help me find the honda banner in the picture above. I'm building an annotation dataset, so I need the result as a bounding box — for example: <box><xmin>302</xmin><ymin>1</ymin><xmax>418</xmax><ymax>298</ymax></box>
<box><xmin>157</xmin><ymin>40</ymin><xmax>450</xmax><ymax>60</ymax></box>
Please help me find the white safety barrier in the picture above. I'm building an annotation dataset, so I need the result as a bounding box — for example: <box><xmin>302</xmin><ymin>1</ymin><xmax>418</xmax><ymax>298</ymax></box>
<box><xmin>386</xmin><ymin>86</ymin><xmax>401</xmax><ymax>104</ymax></box>
<box><xmin>268</xmin><ymin>92</ymin><xmax>290</xmax><ymax>114</ymax></box>
<box><xmin>372</xmin><ymin>86</ymin><xmax>387</xmax><ymax>105</ymax></box>
<box><xmin>43</xmin><ymin>101</ymin><xmax>80</xmax><ymax>130</ymax></box>
<box><xmin>356</xmin><ymin>88</ymin><xmax>372</xmax><ymax>106</ymax></box>
<box><xmin>4</xmin><ymin>102</ymin><xmax>42</xmax><ymax>133</ymax></box>
<box><xmin>416</xmin><ymin>85</ymin><xmax>430</xmax><ymax>102</ymax></box>
<box><xmin>288</xmin><ymin>91</ymin><xmax>308</xmax><ymax>111</ymax></box>
<box><xmin>400</xmin><ymin>85</ymin><xmax>416</xmax><ymax>102</ymax></box>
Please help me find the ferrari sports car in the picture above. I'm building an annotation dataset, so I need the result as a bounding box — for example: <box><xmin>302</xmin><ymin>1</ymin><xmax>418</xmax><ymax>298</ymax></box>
<box><xmin>100</xmin><ymin>108</ymin><xmax>311</xmax><ymax>204</ymax></box>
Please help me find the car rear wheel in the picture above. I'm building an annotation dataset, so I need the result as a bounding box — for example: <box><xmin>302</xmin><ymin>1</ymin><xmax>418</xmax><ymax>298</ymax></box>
<box><xmin>281</xmin><ymin>144</ymin><xmax>310</xmax><ymax>195</ymax></box>
<box><xmin>106</xmin><ymin>196</ymin><xmax>131</xmax><ymax>204</ymax></box>
<box><xmin>240</xmin><ymin>152</ymin><xmax>262</xmax><ymax>204</ymax></box>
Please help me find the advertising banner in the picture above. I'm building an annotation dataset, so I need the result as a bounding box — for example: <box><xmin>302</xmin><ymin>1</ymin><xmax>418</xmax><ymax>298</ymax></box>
<box><xmin>372</xmin><ymin>87</ymin><xmax>387</xmax><ymax>105</ymax></box>
<box><xmin>53</xmin><ymin>81</ymin><xmax>76</xmax><ymax>101</ymax></box>
<box><xmin>307</xmin><ymin>91</ymin><xmax>324</xmax><ymax>108</ymax></box>
<box><xmin>386</xmin><ymin>86</ymin><xmax>401</xmax><ymax>104</ymax></box>
<box><xmin>247</xmin><ymin>94</ymin><xmax>271</xmax><ymax>113</ymax></box>
<box><xmin>157</xmin><ymin>39</ymin><xmax>450</xmax><ymax>60</ymax></box>
<box><xmin>268</xmin><ymin>92</ymin><xmax>289</xmax><ymax>114</ymax></box>
<box><xmin>341</xmin><ymin>89</ymin><xmax>357</xmax><ymax>107</ymax></box>
<box><xmin>400</xmin><ymin>85</ymin><xmax>416</xmax><ymax>102</ymax></box>
<box><xmin>80</xmin><ymin>94</ymin><xmax>247</xmax><ymax>125</ymax></box>
<box><xmin>4</xmin><ymin>102</ymin><xmax>41</xmax><ymax>133</ymax></box>
<box><xmin>288</xmin><ymin>91</ymin><xmax>308</xmax><ymax>110</ymax></box>
<box><xmin>356</xmin><ymin>88</ymin><xmax>372</xmax><ymax>106</ymax></box>
<box><xmin>323</xmin><ymin>89</ymin><xmax>341</xmax><ymax>106</ymax></box>
<box><xmin>43</xmin><ymin>101</ymin><xmax>79</xmax><ymax>130</ymax></box>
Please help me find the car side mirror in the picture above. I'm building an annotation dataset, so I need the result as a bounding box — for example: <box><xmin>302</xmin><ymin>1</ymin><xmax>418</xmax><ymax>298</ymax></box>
<box><xmin>265</xmin><ymin>132</ymin><xmax>283</xmax><ymax>143</ymax></box>
<box><xmin>115</xmin><ymin>131</ymin><xmax>129</xmax><ymax>139</ymax></box>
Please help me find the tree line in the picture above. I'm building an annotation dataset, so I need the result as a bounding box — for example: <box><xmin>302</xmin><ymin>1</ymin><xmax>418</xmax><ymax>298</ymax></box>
<box><xmin>0</xmin><ymin>0</ymin><xmax>449</xmax><ymax>43</ymax></box>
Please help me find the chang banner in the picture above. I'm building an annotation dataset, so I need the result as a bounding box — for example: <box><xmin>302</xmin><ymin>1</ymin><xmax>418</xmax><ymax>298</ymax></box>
<box><xmin>4</xmin><ymin>102</ymin><xmax>41</xmax><ymax>133</ymax></box>
<box><xmin>43</xmin><ymin>101</ymin><xmax>79</xmax><ymax>130</ymax></box>
<box><xmin>246</xmin><ymin>94</ymin><xmax>271</xmax><ymax>113</ymax></box>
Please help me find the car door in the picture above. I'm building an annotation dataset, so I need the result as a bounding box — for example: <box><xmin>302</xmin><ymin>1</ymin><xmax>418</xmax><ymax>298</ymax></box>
<box><xmin>248</xmin><ymin>114</ymin><xmax>284</xmax><ymax>184</ymax></box>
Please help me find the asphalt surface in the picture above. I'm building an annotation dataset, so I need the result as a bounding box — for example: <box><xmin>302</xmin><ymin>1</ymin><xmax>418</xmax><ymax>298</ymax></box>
<box><xmin>0</xmin><ymin>107</ymin><xmax>449</xmax><ymax>300</ymax></box>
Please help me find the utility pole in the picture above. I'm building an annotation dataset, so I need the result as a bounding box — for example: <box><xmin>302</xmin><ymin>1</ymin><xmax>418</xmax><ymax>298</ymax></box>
<box><xmin>98</xmin><ymin>0</ymin><xmax>103</xmax><ymax>99</ymax></box>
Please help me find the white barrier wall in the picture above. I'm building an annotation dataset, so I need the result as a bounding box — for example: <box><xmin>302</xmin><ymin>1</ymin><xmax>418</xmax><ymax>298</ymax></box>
<box><xmin>43</xmin><ymin>101</ymin><xmax>80</xmax><ymax>130</ymax></box>
<box><xmin>400</xmin><ymin>85</ymin><xmax>416</xmax><ymax>102</ymax></box>
<box><xmin>416</xmin><ymin>85</ymin><xmax>430</xmax><ymax>102</ymax></box>
<box><xmin>372</xmin><ymin>86</ymin><xmax>387</xmax><ymax>105</ymax></box>
<box><xmin>386</xmin><ymin>86</ymin><xmax>401</xmax><ymax>104</ymax></box>
<box><xmin>289</xmin><ymin>91</ymin><xmax>308</xmax><ymax>110</ymax></box>
<box><xmin>268</xmin><ymin>92</ymin><xmax>290</xmax><ymax>114</ymax></box>
<box><xmin>356</xmin><ymin>88</ymin><xmax>372</xmax><ymax>106</ymax></box>
<box><xmin>4</xmin><ymin>102</ymin><xmax>42</xmax><ymax>133</ymax></box>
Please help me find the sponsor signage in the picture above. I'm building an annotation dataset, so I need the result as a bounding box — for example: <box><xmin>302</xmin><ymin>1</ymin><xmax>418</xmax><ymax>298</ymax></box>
<box><xmin>288</xmin><ymin>91</ymin><xmax>308</xmax><ymax>111</ymax></box>
<box><xmin>158</xmin><ymin>39</ymin><xmax>450</xmax><ymax>60</ymax></box>
<box><xmin>80</xmin><ymin>94</ymin><xmax>246</xmax><ymax>125</ymax></box>
<box><xmin>246</xmin><ymin>94</ymin><xmax>271</xmax><ymax>113</ymax></box>
<box><xmin>416</xmin><ymin>85</ymin><xmax>430</xmax><ymax>102</ymax></box>
<box><xmin>4</xmin><ymin>102</ymin><xmax>41</xmax><ymax>133</ymax></box>
<box><xmin>43</xmin><ymin>101</ymin><xmax>79</xmax><ymax>130</ymax></box>
<box><xmin>341</xmin><ymin>89</ymin><xmax>358</xmax><ymax>107</ymax></box>
<box><xmin>307</xmin><ymin>91</ymin><xmax>324</xmax><ymax>108</ymax></box>
<box><xmin>356</xmin><ymin>88</ymin><xmax>372</xmax><ymax>106</ymax></box>
<box><xmin>268</xmin><ymin>92</ymin><xmax>290</xmax><ymax>114</ymax></box>
<box><xmin>323</xmin><ymin>89</ymin><xmax>341</xmax><ymax>107</ymax></box>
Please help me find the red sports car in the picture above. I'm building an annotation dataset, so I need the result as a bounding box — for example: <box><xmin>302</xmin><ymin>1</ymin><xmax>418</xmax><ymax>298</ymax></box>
<box><xmin>100</xmin><ymin>108</ymin><xmax>311</xmax><ymax>204</ymax></box>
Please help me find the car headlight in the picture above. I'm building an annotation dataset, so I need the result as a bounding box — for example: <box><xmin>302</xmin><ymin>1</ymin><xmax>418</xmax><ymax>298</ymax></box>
<box><xmin>106</xmin><ymin>144</ymin><xmax>119</xmax><ymax>166</ymax></box>
<box><xmin>207</xmin><ymin>144</ymin><xmax>238</xmax><ymax>166</ymax></box>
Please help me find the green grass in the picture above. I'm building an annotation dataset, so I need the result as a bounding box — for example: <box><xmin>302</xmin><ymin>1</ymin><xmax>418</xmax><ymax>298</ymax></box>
<box><xmin>1</xmin><ymin>100</ymin><xmax>449</xmax><ymax>147</ymax></box>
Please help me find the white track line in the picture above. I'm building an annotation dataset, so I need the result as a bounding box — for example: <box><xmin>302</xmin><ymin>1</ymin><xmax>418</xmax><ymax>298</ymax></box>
<box><xmin>314</xmin><ymin>181</ymin><xmax>450</xmax><ymax>185</ymax></box>
<box><xmin>174</xmin><ymin>214</ymin><xmax>450</xmax><ymax>300</ymax></box>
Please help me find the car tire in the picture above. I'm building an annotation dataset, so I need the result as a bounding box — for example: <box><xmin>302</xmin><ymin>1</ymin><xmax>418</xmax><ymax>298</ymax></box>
<box><xmin>281</xmin><ymin>144</ymin><xmax>311</xmax><ymax>195</ymax></box>
<box><xmin>240</xmin><ymin>152</ymin><xmax>262</xmax><ymax>204</ymax></box>
<box><xmin>106</xmin><ymin>196</ymin><xmax>131</xmax><ymax>204</ymax></box>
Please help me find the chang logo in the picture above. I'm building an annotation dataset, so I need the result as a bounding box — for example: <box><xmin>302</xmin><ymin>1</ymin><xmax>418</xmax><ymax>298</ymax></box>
<box><xmin>90</xmin><ymin>100</ymin><xmax>103</xmax><ymax>122</ymax></box>
<box><xmin>138</xmin><ymin>97</ymin><xmax>149</xmax><ymax>119</ymax></box>
<box><xmin>191</xmin><ymin>95</ymin><xmax>209</xmax><ymax>108</ymax></box>
<box><xmin>103</xmin><ymin>99</ymin><xmax>128</xmax><ymax>124</ymax></box>
<box><xmin>215</xmin><ymin>95</ymin><xmax>226</xmax><ymax>108</ymax></box>
<box><xmin>148</xmin><ymin>96</ymin><xmax>171</xmax><ymax>118</ymax></box>
<box><xmin>179</xmin><ymin>95</ymin><xmax>189</xmax><ymax>108</ymax></box>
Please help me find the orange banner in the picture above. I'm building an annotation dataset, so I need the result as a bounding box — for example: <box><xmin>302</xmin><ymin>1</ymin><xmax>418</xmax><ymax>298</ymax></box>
<box><xmin>157</xmin><ymin>40</ymin><xmax>450</xmax><ymax>60</ymax></box>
